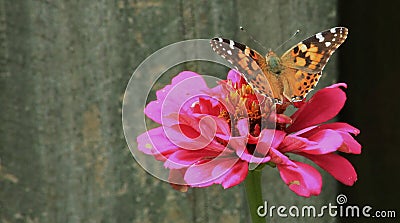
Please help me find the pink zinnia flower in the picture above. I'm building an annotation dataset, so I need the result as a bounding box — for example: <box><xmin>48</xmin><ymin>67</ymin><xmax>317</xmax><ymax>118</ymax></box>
<box><xmin>137</xmin><ymin>70</ymin><xmax>361</xmax><ymax>196</ymax></box>
<box><xmin>138</xmin><ymin>71</ymin><xmax>262</xmax><ymax>191</ymax></box>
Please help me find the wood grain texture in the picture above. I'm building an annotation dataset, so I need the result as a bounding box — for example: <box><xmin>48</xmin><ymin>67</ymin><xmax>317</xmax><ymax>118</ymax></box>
<box><xmin>0</xmin><ymin>0</ymin><xmax>340</xmax><ymax>222</ymax></box>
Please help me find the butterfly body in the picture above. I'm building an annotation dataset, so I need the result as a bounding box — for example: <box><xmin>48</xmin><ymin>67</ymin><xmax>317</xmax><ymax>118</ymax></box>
<box><xmin>265</xmin><ymin>52</ymin><xmax>282</xmax><ymax>74</ymax></box>
<box><xmin>210</xmin><ymin>27</ymin><xmax>348</xmax><ymax>104</ymax></box>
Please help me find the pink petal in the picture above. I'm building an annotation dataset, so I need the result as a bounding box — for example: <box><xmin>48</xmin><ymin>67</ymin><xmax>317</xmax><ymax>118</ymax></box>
<box><xmin>287</xmin><ymin>85</ymin><xmax>346</xmax><ymax>133</ymax></box>
<box><xmin>268</xmin><ymin>113</ymin><xmax>293</xmax><ymax>124</ymax></box>
<box><xmin>213</xmin><ymin>159</ymin><xmax>249</xmax><ymax>188</ymax></box>
<box><xmin>299</xmin><ymin>122</ymin><xmax>361</xmax><ymax>154</ymax></box>
<box><xmin>235</xmin><ymin>146</ymin><xmax>271</xmax><ymax>164</ymax></box>
<box><xmin>279</xmin><ymin>135</ymin><xmax>318</xmax><ymax>154</ymax></box>
<box><xmin>192</xmin><ymin>98</ymin><xmax>220</xmax><ymax>116</ymax></box>
<box><xmin>136</xmin><ymin>127</ymin><xmax>178</xmax><ymax>160</ymax></box>
<box><xmin>303</xmin><ymin>153</ymin><xmax>357</xmax><ymax>186</ymax></box>
<box><xmin>144</xmin><ymin>100</ymin><xmax>163</xmax><ymax>124</ymax></box>
<box><xmin>163</xmin><ymin>115</ymin><xmax>218</xmax><ymax>151</ymax></box>
<box><xmin>255</xmin><ymin>129</ymin><xmax>286</xmax><ymax>155</ymax></box>
<box><xmin>229</xmin><ymin>136</ymin><xmax>271</xmax><ymax>164</ymax></box>
<box><xmin>209</xmin><ymin>115</ymin><xmax>232</xmax><ymax>141</ymax></box>
<box><xmin>306</xmin><ymin>129</ymin><xmax>343</xmax><ymax>154</ymax></box>
<box><xmin>276</xmin><ymin>114</ymin><xmax>293</xmax><ymax>124</ymax></box>
<box><xmin>184</xmin><ymin>158</ymin><xmax>247</xmax><ymax>188</ymax></box>
<box><xmin>337</xmin><ymin>132</ymin><xmax>362</xmax><ymax>154</ymax></box>
<box><xmin>183</xmin><ymin>160</ymin><xmax>216</xmax><ymax>187</ymax></box>
<box><xmin>327</xmin><ymin>83</ymin><xmax>347</xmax><ymax>89</ymax></box>
<box><xmin>236</xmin><ymin>118</ymin><xmax>250</xmax><ymax>136</ymax></box>
<box><xmin>227</xmin><ymin>69</ymin><xmax>243</xmax><ymax>85</ymax></box>
<box><xmin>145</xmin><ymin>71</ymin><xmax>210</xmax><ymax>124</ymax></box>
<box><xmin>164</xmin><ymin>149</ymin><xmax>222</xmax><ymax>169</ymax></box>
<box><xmin>277</xmin><ymin>161</ymin><xmax>322</xmax><ymax>197</ymax></box>
<box><xmin>300</xmin><ymin>122</ymin><xmax>360</xmax><ymax>137</ymax></box>
<box><xmin>229</xmin><ymin>126</ymin><xmax>285</xmax><ymax>164</ymax></box>
<box><xmin>269</xmin><ymin>148</ymin><xmax>296</xmax><ymax>166</ymax></box>
<box><xmin>178</xmin><ymin>113</ymin><xmax>231</xmax><ymax>140</ymax></box>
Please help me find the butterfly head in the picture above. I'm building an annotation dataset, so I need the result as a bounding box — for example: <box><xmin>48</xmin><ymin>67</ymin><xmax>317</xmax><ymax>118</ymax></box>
<box><xmin>265</xmin><ymin>51</ymin><xmax>282</xmax><ymax>74</ymax></box>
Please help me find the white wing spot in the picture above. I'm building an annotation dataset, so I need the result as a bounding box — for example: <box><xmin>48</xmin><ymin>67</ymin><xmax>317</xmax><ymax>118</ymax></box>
<box><xmin>330</xmin><ymin>28</ymin><xmax>336</xmax><ymax>33</ymax></box>
<box><xmin>299</xmin><ymin>44</ymin><xmax>307</xmax><ymax>52</ymax></box>
<box><xmin>227</xmin><ymin>50</ymin><xmax>232</xmax><ymax>55</ymax></box>
<box><xmin>332</xmin><ymin>38</ymin><xmax>336</xmax><ymax>42</ymax></box>
<box><xmin>316</xmin><ymin>32</ymin><xmax>324</xmax><ymax>42</ymax></box>
<box><xmin>218</xmin><ymin>38</ymin><xmax>223</xmax><ymax>42</ymax></box>
<box><xmin>325</xmin><ymin>42</ymin><xmax>331</xmax><ymax>47</ymax></box>
<box><xmin>229</xmin><ymin>40</ymin><xmax>235</xmax><ymax>49</ymax></box>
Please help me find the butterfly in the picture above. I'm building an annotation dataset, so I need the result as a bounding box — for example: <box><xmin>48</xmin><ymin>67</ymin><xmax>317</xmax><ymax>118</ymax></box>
<box><xmin>210</xmin><ymin>27</ymin><xmax>348</xmax><ymax>104</ymax></box>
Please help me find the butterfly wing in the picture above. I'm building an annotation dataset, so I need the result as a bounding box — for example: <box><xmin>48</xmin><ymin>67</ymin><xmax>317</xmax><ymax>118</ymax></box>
<box><xmin>280</xmin><ymin>27</ymin><xmax>348</xmax><ymax>101</ymax></box>
<box><xmin>280</xmin><ymin>68</ymin><xmax>322</xmax><ymax>102</ymax></box>
<box><xmin>281</xmin><ymin>27</ymin><xmax>348</xmax><ymax>73</ymax></box>
<box><xmin>210</xmin><ymin>38</ymin><xmax>283</xmax><ymax>103</ymax></box>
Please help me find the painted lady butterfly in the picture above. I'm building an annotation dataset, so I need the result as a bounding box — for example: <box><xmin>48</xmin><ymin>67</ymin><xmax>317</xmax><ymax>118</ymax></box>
<box><xmin>210</xmin><ymin>27</ymin><xmax>348</xmax><ymax>104</ymax></box>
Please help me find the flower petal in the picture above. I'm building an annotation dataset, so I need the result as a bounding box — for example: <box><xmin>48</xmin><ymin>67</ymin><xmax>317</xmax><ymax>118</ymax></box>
<box><xmin>283</xmin><ymin>129</ymin><xmax>346</xmax><ymax>156</ymax></box>
<box><xmin>236</xmin><ymin>118</ymin><xmax>250</xmax><ymax>136</ymax></box>
<box><xmin>163</xmin><ymin>115</ymin><xmax>220</xmax><ymax>151</ymax></box>
<box><xmin>269</xmin><ymin>148</ymin><xmax>296</xmax><ymax>166</ymax></box>
<box><xmin>227</xmin><ymin>69</ymin><xmax>243</xmax><ymax>85</ymax></box>
<box><xmin>327</xmin><ymin>83</ymin><xmax>347</xmax><ymax>89</ymax></box>
<box><xmin>184</xmin><ymin>160</ymin><xmax>216</xmax><ymax>187</ymax></box>
<box><xmin>303</xmin><ymin>153</ymin><xmax>357</xmax><ymax>186</ymax></box>
<box><xmin>213</xmin><ymin>159</ymin><xmax>249</xmax><ymax>189</ymax></box>
<box><xmin>277</xmin><ymin>161</ymin><xmax>322</xmax><ymax>197</ymax></box>
<box><xmin>137</xmin><ymin>127</ymin><xmax>177</xmax><ymax>160</ymax></box>
<box><xmin>300</xmin><ymin>122</ymin><xmax>360</xmax><ymax>137</ymax></box>
<box><xmin>230</xmin><ymin>136</ymin><xmax>272</xmax><ymax>164</ymax></box>
<box><xmin>255</xmin><ymin>129</ymin><xmax>286</xmax><ymax>155</ymax></box>
<box><xmin>279</xmin><ymin>135</ymin><xmax>318</xmax><ymax>154</ymax></box>
<box><xmin>236</xmin><ymin>147</ymin><xmax>271</xmax><ymax>164</ymax></box>
<box><xmin>306</xmin><ymin>129</ymin><xmax>343</xmax><ymax>154</ymax></box>
<box><xmin>192</xmin><ymin>97</ymin><xmax>221</xmax><ymax>116</ymax></box>
<box><xmin>145</xmin><ymin>71</ymin><xmax>210</xmax><ymax>124</ymax></box>
<box><xmin>287</xmin><ymin>84</ymin><xmax>347</xmax><ymax>133</ymax></box>
<box><xmin>164</xmin><ymin>149</ymin><xmax>222</xmax><ymax>169</ymax></box>
<box><xmin>337</xmin><ymin>132</ymin><xmax>362</xmax><ymax>154</ymax></box>
<box><xmin>184</xmin><ymin>158</ymin><xmax>248</xmax><ymax>188</ymax></box>
<box><xmin>299</xmin><ymin>122</ymin><xmax>361</xmax><ymax>154</ymax></box>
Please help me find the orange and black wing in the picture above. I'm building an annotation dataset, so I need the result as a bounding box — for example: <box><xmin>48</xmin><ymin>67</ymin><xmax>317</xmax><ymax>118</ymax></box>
<box><xmin>280</xmin><ymin>27</ymin><xmax>348</xmax><ymax>101</ymax></box>
<box><xmin>210</xmin><ymin>38</ymin><xmax>283</xmax><ymax>104</ymax></box>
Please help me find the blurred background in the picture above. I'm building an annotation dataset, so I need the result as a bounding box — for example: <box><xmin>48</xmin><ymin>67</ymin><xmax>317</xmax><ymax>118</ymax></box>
<box><xmin>338</xmin><ymin>0</ymin><xmax>400</xmax><ymax>222</ymax></box>
<box><xmin>1</xmin><ymin>0</ymin><xmax>399</xmax><ymax>222</ymax></box>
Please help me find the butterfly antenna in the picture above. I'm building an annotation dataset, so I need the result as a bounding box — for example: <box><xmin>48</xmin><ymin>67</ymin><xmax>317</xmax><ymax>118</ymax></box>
<box><xmin>240</xmin><ymin>26</ymin><xmax>268</xmax><ymax>52</ymax></box>
<box><xmin>274</xmin><ymin>29</ymin><xmax>300</xmax><ymax>51</ymax></box>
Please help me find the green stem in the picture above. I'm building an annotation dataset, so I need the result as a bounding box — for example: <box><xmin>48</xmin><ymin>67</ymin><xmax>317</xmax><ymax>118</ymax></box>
<box><xmin>244</xmin><ymin>169</ymin><xmax>266</xmax><ymax>223</ymax></box>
